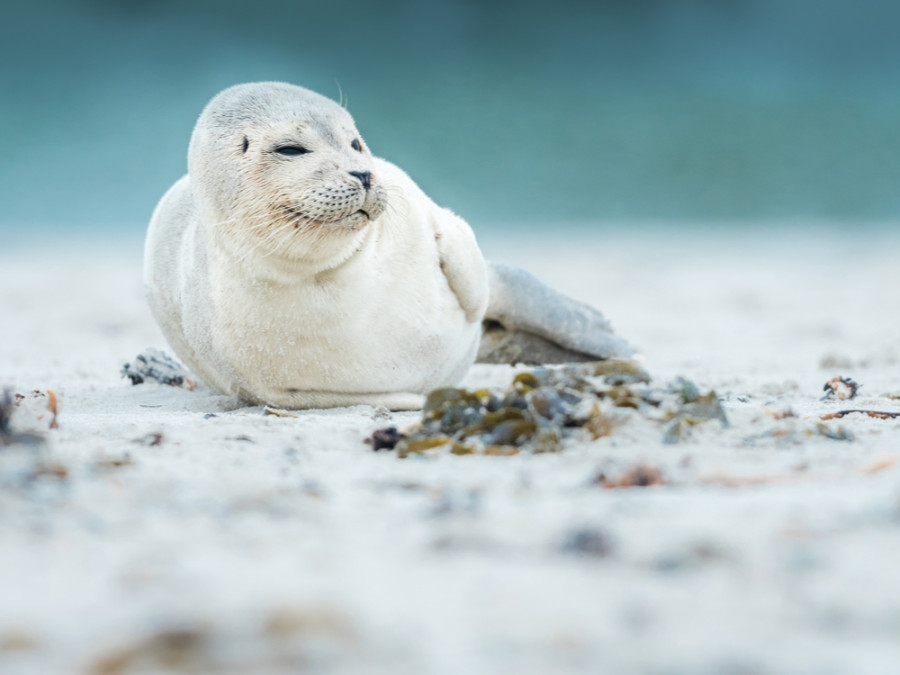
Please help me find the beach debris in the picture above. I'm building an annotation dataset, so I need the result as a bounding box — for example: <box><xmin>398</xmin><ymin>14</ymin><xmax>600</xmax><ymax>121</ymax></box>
<box><xmin>368</xmin><ymin>425</ymin><xmax>404</xmax><ymax>451</ymax></box>
<box><xmin>132</xmin><ymin>432</ymin><xmax>164</xmax><ymax>447</ymax></box>
<box><xmin>122</xmin><ymin>348</ymin><xmax>195</xmax><ymax>389</ymax></box>
<box><xmin>662</xmin><ymin>377</ymin><xmax>729</xmax><ymax>444</ymax></box>
<box><xmin>598</xmin><ymin>464</ymin><xmax>667</xmax><ymax>488</ymax></box>
<box><xmin>813</xmin><ymin>423</ymin><xmax>854</xmax><ymax>441</ymax></box>
<box><xmin>369</xmin><ymin>364</ymin><xmax>724</xmax><ymax>457</ymax></box>
<box><xmin>1</xmin><ymin>388</ymin><xmax>55</xmax><ymax>446</ymax></box>
<box><xmin>584</xmin><ymin>403</ymin><xmax>625</xmax><ymax>438</ymax></box>
<box><xmin>263</xmin><ymin>406</ymin><xmax>299</xmax><ymax>418</ymax></box>
<box><xmin>674</xmin><ymin>376</ymin><xmax>701</xmax><ymax>404</ymax></box>
<box><xmin>661</xmin><ymin>416</ymin><xmax>693</xmax><ymax>444</ymax></box>
<box><xmin>821</xmin><ymin>410</ymin><xmax>900</xmax><ymax>421</ymax></box>
<box><xmin>821</xmin><ymin>376</ymin><xmax>860</xmax><ymax>401</ymax></box>
<box><xmin>762</xmin><ymin>406</ymin><xmax>796</xmax><ymax>420</ymax></box>
<box><xmin>95</xmin><ymin>453</ymin><xmax>135</xmax><ymax>470</ymax></box>
<box><xmin>14</xmin><ymin>389</ymin><xmax>59</xmax><ymax>430</ymax></box>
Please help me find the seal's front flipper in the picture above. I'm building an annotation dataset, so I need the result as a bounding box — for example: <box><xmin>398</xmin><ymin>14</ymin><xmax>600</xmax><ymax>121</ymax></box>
<box><xmin>431</xmin><ymin>207</ymin><xmax>489</xmax><ymax>323</ymax></box>
<box><xmin>478</xmin><ymin>262</ymin><xmax>634</xmax><ymax>365</ymax></box>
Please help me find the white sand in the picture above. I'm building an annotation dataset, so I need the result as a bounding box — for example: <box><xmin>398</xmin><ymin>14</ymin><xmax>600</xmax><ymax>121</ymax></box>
<box><xmin>2</xmin><ymin>226</ymin><xmax>900</xmax><ymax>674</ymax></box>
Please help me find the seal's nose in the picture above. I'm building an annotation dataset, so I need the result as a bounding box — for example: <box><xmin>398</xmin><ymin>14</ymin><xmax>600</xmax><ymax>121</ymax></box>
<box><xmin>349</xmin><ymin>170</ymin><xmax>373</xmax><ymax>190</ymax></box>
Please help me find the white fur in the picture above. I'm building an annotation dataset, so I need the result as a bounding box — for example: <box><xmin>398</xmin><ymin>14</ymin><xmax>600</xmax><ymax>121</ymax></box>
<box><xmin>145</xmin><ymin>82</ymin><xmax>488</xmax><ymax>410</ymax></box>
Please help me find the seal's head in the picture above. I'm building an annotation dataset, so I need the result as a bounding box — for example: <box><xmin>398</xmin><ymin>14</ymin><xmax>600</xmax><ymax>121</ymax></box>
<box><xmin>188</xmin><ymin>82</ymin><xmax>387</xmax><ymax>263</ymax></box>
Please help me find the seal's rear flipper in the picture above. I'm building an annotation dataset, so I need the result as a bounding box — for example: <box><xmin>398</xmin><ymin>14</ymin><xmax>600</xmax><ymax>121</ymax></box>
<box><xmin>477</xmin><ymin>322</ymin><xmax>603</xmax><ymax>364</ymax></box>
<box><xmin>479</xmin><ymin>262</ymin><xmax>634</xmax><ymax>365</ymax></box>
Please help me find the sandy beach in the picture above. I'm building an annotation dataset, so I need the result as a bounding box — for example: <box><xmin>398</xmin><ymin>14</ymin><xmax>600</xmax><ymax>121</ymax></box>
<box><xmin>2</xmin><ymin>225</ymin><xmax>900</xmax><ymax>674</ymax></box>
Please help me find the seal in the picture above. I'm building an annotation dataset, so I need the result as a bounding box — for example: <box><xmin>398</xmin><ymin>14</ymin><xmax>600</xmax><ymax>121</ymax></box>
<box><xmin>144</xmin><ymin>82</ymin><xmax>632</xmax><ymax>409</ymax></box>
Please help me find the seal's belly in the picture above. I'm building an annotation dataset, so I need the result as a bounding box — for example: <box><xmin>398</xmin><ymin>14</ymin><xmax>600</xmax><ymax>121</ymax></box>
<box><xmin>216</xmin><ymin>275</ymin><xmax>480</xmax><ymax>401</ymax></box>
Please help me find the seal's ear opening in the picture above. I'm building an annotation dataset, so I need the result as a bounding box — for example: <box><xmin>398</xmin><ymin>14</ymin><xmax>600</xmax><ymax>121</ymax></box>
<box><xmin>241</xmin><ymin>136</ymin><xmax>249</xmax><ymax>154</ymax></box>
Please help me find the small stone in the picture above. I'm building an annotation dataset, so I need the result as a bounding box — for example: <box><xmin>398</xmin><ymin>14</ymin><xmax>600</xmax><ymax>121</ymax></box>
<box><xmin>369</xmin><ymin>426</ymin><xmax>404</xmax><ymax>451</ymax></box>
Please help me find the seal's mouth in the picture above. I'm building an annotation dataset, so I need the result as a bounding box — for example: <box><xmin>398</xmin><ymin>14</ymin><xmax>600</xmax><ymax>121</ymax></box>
<box><xmin>278</xmin><ymin>194</ymin><xmax>383</xmax><ymax>231</ymax></box>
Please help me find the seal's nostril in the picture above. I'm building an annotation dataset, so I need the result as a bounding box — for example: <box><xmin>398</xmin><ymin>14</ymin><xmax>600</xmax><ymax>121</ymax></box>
<box><xmin>348</xmin><ymin>170</ymin><xmax>373</xmax><ymax>190</ymax></box>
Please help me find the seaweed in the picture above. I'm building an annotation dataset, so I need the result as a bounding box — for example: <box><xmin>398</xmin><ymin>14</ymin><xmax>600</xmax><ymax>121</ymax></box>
<box><xmin>122</xmin><ymin>349</ymin><xmax>194</xmax><ymax>389</ymax></box>
<box><xmin>370</xmin><ymin>362</ymin><xmax>727</xmax><ymax>457</ymax></box>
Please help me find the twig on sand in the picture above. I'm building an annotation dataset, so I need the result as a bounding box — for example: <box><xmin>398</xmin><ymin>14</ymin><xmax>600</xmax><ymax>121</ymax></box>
<box><xmin>821</xmin><ymin>410</ymin><xmax>900</xmax><ymax>420</ymax></box>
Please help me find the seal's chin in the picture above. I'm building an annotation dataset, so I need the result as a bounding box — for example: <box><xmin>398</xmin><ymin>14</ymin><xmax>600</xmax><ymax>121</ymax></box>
<box><xmin>322</xmin><ymin>209</ymin><xmax>370</xmax><ymax>231</ymax></box>
<box><xmin>334</xmin><ymin>206</ymin><xmax>383</xmax><ymax>229</ymax></box>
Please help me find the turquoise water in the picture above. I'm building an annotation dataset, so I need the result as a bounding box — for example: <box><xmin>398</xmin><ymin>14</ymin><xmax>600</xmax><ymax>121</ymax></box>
<box><xmin>3</xmin><ymin>0</ymin><xmax>900</xmax><ymax>236</ymax></box>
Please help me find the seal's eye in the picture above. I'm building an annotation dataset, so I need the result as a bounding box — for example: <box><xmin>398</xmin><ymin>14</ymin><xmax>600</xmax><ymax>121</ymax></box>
<box><xmin>351</xmin><ymin>139</ymin><xmax>362</xmax><ymax>152</ymax></box>
<box><xmin>275</xmin><ymin>145</ymin><xmax>310</xmax><ymax>156</ymax></box>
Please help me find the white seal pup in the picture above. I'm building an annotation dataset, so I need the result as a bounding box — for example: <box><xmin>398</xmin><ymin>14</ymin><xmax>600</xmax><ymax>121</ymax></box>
<box><xmin>145</xmin><ymin>82</ymin><xmax>632</xmax><ymax>409</ymax></box>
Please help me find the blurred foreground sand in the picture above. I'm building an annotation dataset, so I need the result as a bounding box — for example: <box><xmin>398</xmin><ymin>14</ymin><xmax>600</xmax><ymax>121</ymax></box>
<box><xmin>1</xmin><ymin>226</ymin><xmax>899</xmax><ymax>674</ymax></box>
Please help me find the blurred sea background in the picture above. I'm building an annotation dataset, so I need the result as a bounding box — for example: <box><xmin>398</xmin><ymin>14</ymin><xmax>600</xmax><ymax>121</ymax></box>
<box><xmin>3</xmin><ymin>0</ymin><xmax>900</xmax><ymax>241</ymax></box>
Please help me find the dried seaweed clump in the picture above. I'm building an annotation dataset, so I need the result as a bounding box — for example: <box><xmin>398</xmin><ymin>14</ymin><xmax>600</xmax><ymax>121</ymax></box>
<box><xmin>122</xmin><ymin>349</ymin><xmax>195</xmax><ymax>389</ymax></box>
<box><xmin>369</xmin><ymin>361</ymin><xmax>729</xmax><ymax>457</ymax></box>
<box><xmin>403</xmin><ymin>361</ymin><xmax>657</xmax><ymax>457</ymax></box>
